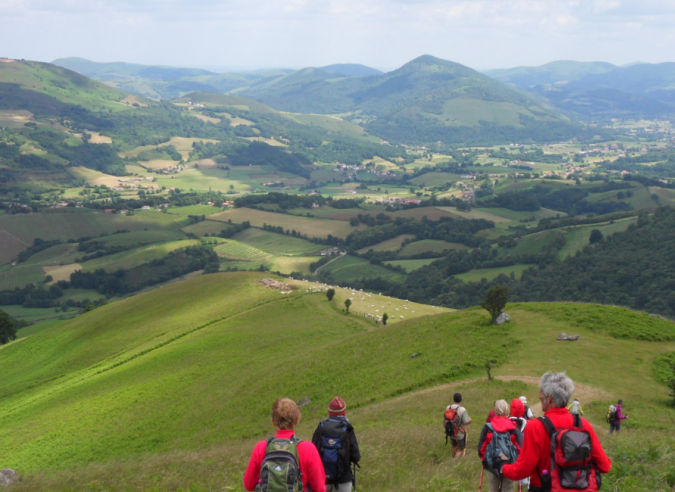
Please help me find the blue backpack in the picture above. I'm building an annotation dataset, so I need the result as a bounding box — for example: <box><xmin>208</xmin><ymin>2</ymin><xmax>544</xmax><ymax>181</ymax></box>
<box><xmin>318</xmin><ymin>418</ymin><xmax>349</xmax><ymax>483</ymax></box>
<box><xmin>484</xmin><ymin>424</ymin><xmax>520</xmax><ymax>476</ymax></box>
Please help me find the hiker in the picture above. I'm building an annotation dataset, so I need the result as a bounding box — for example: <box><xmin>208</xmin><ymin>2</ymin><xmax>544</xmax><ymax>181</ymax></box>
<box><xmin>477</xmin><ymin>399</ymin><xmax>522</xmax><ymax>492</ymax></box>
<box><xmin>509</xmin><ymin>399</ymin><xmax>530</xmax><ymax>490</ymax></box>
<box><xmin>445</xmin><ymin>392</ymin><xmax>473</xmax><ymax>458</ymax></box>
<box><xmin>519</xmin><ymin>396</ymin><xmax>535</xmax><ymax>420</ymax></box>
<box><xmin>609</xmin><ymin>399</ymin><xmax>628</xmax><ymax>435</ymax></box>
<box><xmin>312</xmin><ymin>397</ymin><xmax>361</xmax><ymax>492</ymax></box>
<box><xmin>502</xmin><ymin>372</ymin><xmax>612</xmax><ymax>491</ymax></box>
<box><xmin>244</xmin><ymin>398</ymin><xmax>326</xmax><ymax>492</ymax></box>
<box><xmin>568</xmin><ymin>398</ymin><xmax>584</xmax><ymax>416</ymax></box>
<box><xmin>509</xmin><ymin>398</ymin><xmax>527</xmax><ymax>434</ymax></box>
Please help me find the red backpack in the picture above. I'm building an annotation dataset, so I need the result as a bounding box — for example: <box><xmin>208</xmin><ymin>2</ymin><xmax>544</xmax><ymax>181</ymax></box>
<box><xmin>539</xmin><ymin>414</ymin><xmax>601</xmax><ymax>491</ymax></box>
<box><xmin>443</xmin><ymin>406</ymin><xmax>464</xmax><ymax>445</ymax></box>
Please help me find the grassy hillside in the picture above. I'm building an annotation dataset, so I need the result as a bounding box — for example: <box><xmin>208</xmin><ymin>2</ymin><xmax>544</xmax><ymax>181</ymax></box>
<box><xmin>0</xmin><ymin>59</ymin><xmax>130</xmax><ymax>113</ymax></box>
<box><xmin>1</xmin><ymin>273</ymin><xmax>674</xmax><ymax>490</ymax></box>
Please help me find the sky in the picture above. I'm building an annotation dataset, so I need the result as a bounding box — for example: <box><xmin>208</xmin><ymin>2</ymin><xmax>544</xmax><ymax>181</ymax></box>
<box><xmin>1</xmin><ymin>0</ymin><xmax>674</xmax><ymax>71</ymax></box>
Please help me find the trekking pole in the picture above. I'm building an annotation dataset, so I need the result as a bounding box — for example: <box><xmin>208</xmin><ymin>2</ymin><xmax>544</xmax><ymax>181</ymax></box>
<box><xmin>498</xmin><ymin>475</ymin><xmax>503</xmax><ymax>492</ymax></box>
<box><xmin>478</xmin><ymin>466</ymin><xmax>484</xmax><ymax>492</ymax></box>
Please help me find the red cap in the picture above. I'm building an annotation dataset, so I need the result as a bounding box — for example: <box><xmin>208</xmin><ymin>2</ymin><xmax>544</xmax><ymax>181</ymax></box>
<box><xmin>329</xmin><ymin>397</ymin><xmax>347</xmax><ymax>415</ymax></box>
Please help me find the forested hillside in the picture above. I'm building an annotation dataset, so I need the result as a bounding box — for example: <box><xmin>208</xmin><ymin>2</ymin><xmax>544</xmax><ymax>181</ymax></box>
<box><xmin>364</xmin><ymin>207</ymin><xmax>675</xmax><ymax>317</ymax></box>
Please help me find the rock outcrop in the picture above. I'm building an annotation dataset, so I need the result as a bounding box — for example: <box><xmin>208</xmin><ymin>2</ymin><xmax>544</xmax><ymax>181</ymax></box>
<box><xmin>0</xmin><ymin>469</ymin><xmax>19</xmax><ymax>488</ymax></box>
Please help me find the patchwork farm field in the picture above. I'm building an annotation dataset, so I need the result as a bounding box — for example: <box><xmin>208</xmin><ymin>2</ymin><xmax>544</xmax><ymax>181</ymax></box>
<box><xmin>0</xmin><ymin>230</ymin><xmax>29</xmax><ymax>265</ymax></box>
<box><xmin>385</xmin><ymin>258</ymin><xmax>437</xmax><ymax>272</ymax></box>
<box><xmin>0</xmin><ymin>265</ymin><xmax>45</xmax><ymax>290</ymax></box>
<box><xmin>556</xmin><ymin>218</ymin><xmax>638</xmax><ymax>259</ymax></box>
<box><xmin>208</xmin><ymin>208</ymin><xmax>362</xmax><ymax>238</ymax></box>
<box><xmin>320</xmin><ymin>254</ymin><xmax>407</xmax><ymax>283</ymax></box>
<box><xmin>0</xmin><ymin>211</ymin><xmax>188</xmax><ymax>244</ymax></box>
<box><xmin>399</xmin><ymin>239</ymin><xmax>469</xmax><ymax>257</ymax></box>
<box><xmin>232</xmin><ymin>228</ymin><xmax>324</xmax><ymax>255</ymax></box>
<box><xmin>214</xmin><ymin>240</ymin><xmax>272</xmax><ymax>262</ymax></box>
<box><xmin>455</xmin><ymin>264</ymin><xmax>531</xmax><ymax>282</ymax></box>
<box><xmin>81</xmin><ymin>240</ymin><xmax>200</xmax><ymax>272</ymax></box>
<box><xmin>356</xmin><ymin>234</ymin><xmax>415</xmax><ymax>253</ymax></box>
<box><xmin>22</xmin><ymin>244</ymin><xmax>80</xmax><ymax>266</ymax></box>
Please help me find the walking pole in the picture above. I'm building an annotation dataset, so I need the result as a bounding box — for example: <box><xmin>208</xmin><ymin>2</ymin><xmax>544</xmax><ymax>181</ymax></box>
<box><xmin>519</xmin><ymin>480</ymin><xmax>523</xmax><ymax>492</ymax></box>
<box><xmin>478</xmin><ymin>466</ymin><xmax>485</xmax><ymax>492</ymax></box>
<box><xmin>498</xmin><ymin>475</ymin><xmax>504</xmax><ymax>492</ymax></box>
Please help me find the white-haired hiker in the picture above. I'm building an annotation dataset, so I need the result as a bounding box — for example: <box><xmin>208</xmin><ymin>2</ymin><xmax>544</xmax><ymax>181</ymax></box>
<box><xmin>502</xmin><ymin>372</ymin><xmax>612</xmax><ymax>492</ymax></box>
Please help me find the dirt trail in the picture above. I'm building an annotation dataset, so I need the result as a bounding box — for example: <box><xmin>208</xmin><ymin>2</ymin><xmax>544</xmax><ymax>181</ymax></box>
<box><xmin>372</xmin><ymin>375</ymin><xmax>612</xmax><ymax>413</ymax></box>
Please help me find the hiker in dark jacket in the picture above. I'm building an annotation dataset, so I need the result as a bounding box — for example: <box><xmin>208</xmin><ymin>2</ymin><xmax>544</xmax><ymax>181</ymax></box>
<box><xmin>610</xmin><ymin>399</ymin><xmax>628</xmax><ymax>434</ymax></box>
<box><xmin>312</xmin><ymin>397</ymin><xmax>360</xmax><ymax>492</ymax></box>
<box><xmin>478</xmin><ymin>399</ymin><xmax>523</xmax><ymax>492</ymax></box>
<box><xmin>502</xmin><ymin>372</ymin><xmax>611</xmax><ymax>492</ymax></box>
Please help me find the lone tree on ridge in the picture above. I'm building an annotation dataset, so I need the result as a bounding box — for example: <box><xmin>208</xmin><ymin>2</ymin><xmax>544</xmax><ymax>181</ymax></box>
<box><xmin>0</xmin><ymin>309</ymin><xmax>17</xmax><ymax>345</ymax></box>
<box><xmin>382</xmin><ymin>313</ymin><xmax>389</xmax><ymax>325</ymax></box>
<box><xmin>326</xmin><ymin>288</ymin><xmax>335</xmax><ymax>301</ymax></box>
<box><xmin>589</xmin><ymin>229</ymin><xmax>603</xmax><ymax>244</ymax></box>
<box><xmin>480</xmin><ymin>285</ymin><xmax>509</xmax><ymax>324</ymax></box>
<box><xmin>344</xmin><ymin>298</ymin><xmax>352</xmax><ymax>314</ymax></box>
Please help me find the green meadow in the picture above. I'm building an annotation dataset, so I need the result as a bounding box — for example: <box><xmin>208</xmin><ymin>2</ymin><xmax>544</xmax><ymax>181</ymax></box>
<box><xmin>0</xmin><ymin>211</ymin><xmax>188</xmax><ymax>244</ymax></box>
<box><xmin>1</xmin><ymin>273</ymin><xmax>674</xmax><ymax>491</ymax></box>
<box><xmin>320</xmin><ymin>254</ymin><xmax>408</xmax><ymax>284</ymax></box>
<box><xmin>455</xmin><ymin>263</ymin><xmax>531</xmax><ymax>282</ymax></box>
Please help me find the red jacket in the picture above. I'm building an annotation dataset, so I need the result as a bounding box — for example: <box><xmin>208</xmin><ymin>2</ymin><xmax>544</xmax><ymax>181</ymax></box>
<box><xmin>478</xmin><ymin>416</ymin><xmax>522</xmax><ymax>460</ymax></box>
<box><xmin>502</xmin><ymin>408</ymin><xmax>612</xmax><ymax>488</ymax></box>
<box><xmin>244</xmin><ymin>429</ymin><xmax>327</xmax><ymax>492</ymax></box>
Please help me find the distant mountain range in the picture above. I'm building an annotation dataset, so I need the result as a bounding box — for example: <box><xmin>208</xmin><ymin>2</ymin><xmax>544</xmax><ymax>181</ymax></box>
<box><xmin>52</xmin><ymin>58</ymin><xmax>382</xmax><ymax>101</ymax></box>
<box><xmin>484</xmin><ymin>61</ymin><xmax>618</xmax><ymax>88</ymax></box>
<box><xmin>46</xmin><ymin>55</ymin><xmax>606</xmax><ymax>144</ymax></box>
<box><xmin>486</xmin><ymin>60</ymin><xmax>675</xmax><ymax>118</ymax></box>
<box><xmin>237</xmin><ymin>55</ymin><xmax>600</xmax><ymax>144</ymax></box>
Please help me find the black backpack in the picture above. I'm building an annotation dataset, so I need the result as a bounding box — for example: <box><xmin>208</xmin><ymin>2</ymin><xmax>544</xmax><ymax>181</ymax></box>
<box><xmin>318</xmin><ymin>418</ymin><xmax>350</xmax><ymax>483</ymax></box>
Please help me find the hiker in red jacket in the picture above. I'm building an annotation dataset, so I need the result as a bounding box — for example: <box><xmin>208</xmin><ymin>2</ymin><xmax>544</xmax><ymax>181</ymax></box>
<box><xmin>502</xmin><ymin>372</ymin><xmax>612</xmax><ymax>492</ymax></box>
<box><xmin>478</xmin><ymin>399</ymin><xmax>523</xmax><ymax>492</ymax></box>
<box><xmin>244</xmin><ymin>398</ymin><xmax>326</xmax><ymax>492</ymax></box>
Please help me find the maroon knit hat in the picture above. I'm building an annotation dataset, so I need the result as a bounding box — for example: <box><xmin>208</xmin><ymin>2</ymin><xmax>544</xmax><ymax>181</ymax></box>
<box><xmin>328</xmin><ymin>397</ymin><xmax>347</xmax><ymax>416</ymax></box>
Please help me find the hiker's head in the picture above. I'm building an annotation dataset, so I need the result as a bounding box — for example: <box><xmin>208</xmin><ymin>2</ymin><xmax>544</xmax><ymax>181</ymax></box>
<box><xmin>539</xmin><ymin>372</ymin><xmax>575</xmax><ymax>411</ymax></box>
<box><xmin>519</xmin><ymin>396</ymin><xmax>527</xmax><ymax>406</ymax></box>
<box><xmin>494</xmin><ymin>399</ymin><xmax>510</xmax><ymax>417</ymax></box>
<box><xmin>453</xmin><ymin>393</ymin><xmax>462</xmax><ymax>404</ymax></box>
<box><xmin>328</xmin><ymin>396</ymin><xmax>347</xmax><ymax>416</ymax></box>
<box><xmin>617</xmin><ymin>399</ymin><xmax>623</xmax><ymax>405</ymax></box>
<box><xmin>510</xmin><ymin>398</ymin><xmax>525</xmax><ymax>418</ymax></box>
<box><xmin>271</xmin><ymin>398</ymin><xmax>301</xmax><ymax>430</ymax></box>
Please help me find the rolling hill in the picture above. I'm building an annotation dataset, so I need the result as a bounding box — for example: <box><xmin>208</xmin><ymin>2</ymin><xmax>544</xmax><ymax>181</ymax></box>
<box><xmin>1</xmin><ymin>271</ymin><xmax>674</xmax><ymax>491</ymax></box>
<box><xmin>484</xmin><ymin>60</ymin><xmax>617</xmax><ymax>88</ymax></box>
<box><xmin>52</xmin><ymin>57</ymin><xmax>279</xmax><ymax>101</ymax></box>
<box><xmin>319</xmin><ymin>63</ymin><xmax>383</xmax><ymax>77</ymax></box>
<box><xmin>239</xmin><ymin>55</ymin><xmax>599</xmax><ymax>145</ymax></box>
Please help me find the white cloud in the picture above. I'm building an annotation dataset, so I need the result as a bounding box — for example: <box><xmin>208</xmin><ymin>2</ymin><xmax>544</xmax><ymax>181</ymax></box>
<box><xmin>0</xmin><ymin>0</ymin><xmax>673</xmax><ymax>69</ymax></box>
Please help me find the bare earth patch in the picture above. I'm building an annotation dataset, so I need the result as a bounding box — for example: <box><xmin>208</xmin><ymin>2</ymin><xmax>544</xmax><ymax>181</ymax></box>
<box><xmin>259</xmin><ymin>278</ymin><xmax>297</xmax><ymax>291</ymax></box>
<box><xmin>44</xmin><ymin>264</ymin><xmax>82</xmax><ymax>283</ymax></box>
<box><xmin>84</xmin><ymin>131</ymin><xmax>113</xmax><ymax>144</ymax></box>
